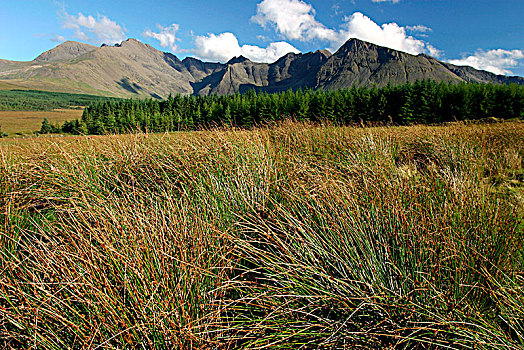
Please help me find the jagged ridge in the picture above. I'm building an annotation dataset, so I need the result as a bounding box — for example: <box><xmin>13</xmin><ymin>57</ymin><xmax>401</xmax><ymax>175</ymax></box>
<box><xmin>0</xmin><ymin>38</ymin><xmax>522</xmax><ymax>98</ymax></box>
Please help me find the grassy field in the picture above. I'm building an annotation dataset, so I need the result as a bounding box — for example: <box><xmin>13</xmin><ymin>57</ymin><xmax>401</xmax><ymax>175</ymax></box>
<box><xmin>0</xmin><ymin>80</ymin><xmax>29</xmax><ymax>91</ymax></box>
<box><xmin>0</xmin><ymin>109</ymin><xmax>83</xmax><ymax>135</ymax></box>
<box><xmin>1</xmin><ymin>122</ymin><xmax>523</xmax><ymax>349</ymax></box>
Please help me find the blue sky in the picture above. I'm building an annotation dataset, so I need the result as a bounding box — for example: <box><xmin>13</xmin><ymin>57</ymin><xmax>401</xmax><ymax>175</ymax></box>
<box><xmin>1</xmin><ymin>0</ymin><xmax>523</xmax><ymax>76</ymax></box>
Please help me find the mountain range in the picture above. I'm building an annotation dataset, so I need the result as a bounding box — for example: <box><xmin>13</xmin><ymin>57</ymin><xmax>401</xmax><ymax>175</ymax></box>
<box><xmin>0</xmin><ymin>38</ymin><xmax>522</xmax><ymax>98</ymax></box>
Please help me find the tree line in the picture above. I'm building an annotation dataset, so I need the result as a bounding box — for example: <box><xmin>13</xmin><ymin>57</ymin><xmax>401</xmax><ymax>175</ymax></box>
<box><xmin>45</xmin><ymin>81</ymin><xmax>524</xmax><ymax>135</ymax></box>
<box><xmin>0</xmin><ymin>90</ymin><xmax>121</xmax><ymax>112</ymax></box>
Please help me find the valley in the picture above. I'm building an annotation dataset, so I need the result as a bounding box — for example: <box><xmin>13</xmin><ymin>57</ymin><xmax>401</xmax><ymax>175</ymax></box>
<box><xmin>1</xmin><ymin>22</ymin><xmax>523</xmax><ymax>350</ymax></box>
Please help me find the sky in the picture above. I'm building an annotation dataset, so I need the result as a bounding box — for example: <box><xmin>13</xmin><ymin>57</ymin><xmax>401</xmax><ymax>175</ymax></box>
<box><xmin>1</xmin><ymin>0</ymin><xmax>523</xmax><ymax>76</ymax></box>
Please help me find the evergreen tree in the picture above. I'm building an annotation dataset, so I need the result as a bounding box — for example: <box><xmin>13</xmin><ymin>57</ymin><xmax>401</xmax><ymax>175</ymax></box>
<box><xmin>398</xmin><ymin>85</ymin><xmax>415</xmax><ymax>124</ymax></box>
<box><xmin>40</xmin><ymin>118</ymin><xmax>53</xmax><ymax>134</ymax></box>
<box><xmin>223</xmin><ymin>105</ymin><xmax>232</xmax><ymax>126</ymax></box>
<box><xmin>59</xmin><ymin>82</ymin><xmax>524</xmax><ymax>135</ymax></box>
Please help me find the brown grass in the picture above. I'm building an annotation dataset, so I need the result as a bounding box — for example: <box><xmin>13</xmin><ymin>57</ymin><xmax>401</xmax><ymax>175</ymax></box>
<box><xmin>0</xmin><ymin>80</ymin><xmax>28</xmax><ymax>91</ymax></box>
<box><xmin>0</xmin><ymin>121</ymin><xmax>523</xmax><ymax>349</ymax></box>
<box><xmin>0</xmin><ymin>108</ymin><xmax>83</xmax><ymax>135</ymax></box>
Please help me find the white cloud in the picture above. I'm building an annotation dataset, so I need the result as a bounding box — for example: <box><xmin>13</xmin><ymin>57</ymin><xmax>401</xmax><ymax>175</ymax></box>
<box><xmin>449</xmin><ymin>49</ymin><xmax>524</xmax><ymax>75</ymax></box>
<box><xmin>144</xmin><ymin>24</ymin><xmax>179</xmax><ymax>52</ymax></box>
<box><xmin>337</xmin><ymin>12</ymin><xmax>426</xmax><ymax>55</ymax></box>
<box><xmin>194</xmin><ymin>33</ymin><xmax>242</xmax><ymax>62</ymax></box>
<box><xmin>51</xmin><ymin>33</ymin><xmax>66</xmax><ymax>43</ymax></box>
<box><xmin>406</xmin><ymin>25</ymin><xmax>432</xmax><ymax>33</ymax></box>
<box><xmin>372</xmin><ymin>0</ymin><xmax>400</xmax><ymax>3</ymax></box>
<box><xmin>252</xmin><ymin>0</ymin><xmax>338</xmax><ymax>41</ymax></box>
<box><xmin>427</xmin><ymin>44</ymin><xmax>442</xmax><ymax>58</ymax></box>
<box><xmin>193</xmin><ymin>32</ymin><xmax>299</xmax><ymax>63</ymax></box>
<box><xmin>62</xmin><ymin>12</ymin><xmax>126</xmax><ymax>45</ymax></box>
<box><xmin>243</xmin><ymin>42</ymin><xmax>300</xmax><ymax>62</ymax></box>
<box><xmin>251</xmin><ymin>0</ymin><xmax>439</xmax><ymax>56</ymax></box>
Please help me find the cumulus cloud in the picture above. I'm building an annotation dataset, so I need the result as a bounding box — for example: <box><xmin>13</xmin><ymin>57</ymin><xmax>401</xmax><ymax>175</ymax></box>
<box><xmin>193</xmin><ymin>32</ymin><xmax>299</xmax><ymax>63</ymax></box>
<box><xmin>144</xmin><ymin>24</ymin><xmax>179</xmax><ymax>52</ymax></box>
<box><xmin>449</xmin><ymin>49</ymin><xmax>524</xmax><ymax>75</ymax></box>
<box><xmin>252</xmin><ymin>0</ymin><xmax>338</xmax><ymax>41</ymax></box>
<box><xmin>242</xmin><ymin>42</ymin><xmax>301</xmax><ymax>62</ymax></box>
<box><xmin>427</xmin><ymin>44</ymin><xmax>442</xmax><ymax>58</ymax></box>
<box><xmin>194</xmin><ymin>33</ymin><xmax>241</xmax><ymax>62</ymax></box>
<box><xmin>337</xmin><ymin>12</ymin><xmax>426</xmax><ymax>54</ymax></box>
<box><xmin>62</xmin><ymin>12</ymin><xmax>126</xmax><ymax>45</ymax></box>
<box><xmin>251</xmin><ymin>0</ymin><xmax>439</xmax><ymax>56</ymax></box>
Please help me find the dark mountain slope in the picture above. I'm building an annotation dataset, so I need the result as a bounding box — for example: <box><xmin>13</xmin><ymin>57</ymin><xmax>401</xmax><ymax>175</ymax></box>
<box><xmin>315</xmin><ymin>39</ymin><xmax>462</xmax><ymax>89</ymax></box>
<box><xmin>440</xmin><ymin>62</ymin><xmax>524</xmax><ymax>85</ymax></box>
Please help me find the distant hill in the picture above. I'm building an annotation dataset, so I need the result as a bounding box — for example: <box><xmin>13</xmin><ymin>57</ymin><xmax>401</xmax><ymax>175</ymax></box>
<box><xmin>0</xmin><ymin>38</ymin><xmax>522</xmax><ymax>98</ymax></box>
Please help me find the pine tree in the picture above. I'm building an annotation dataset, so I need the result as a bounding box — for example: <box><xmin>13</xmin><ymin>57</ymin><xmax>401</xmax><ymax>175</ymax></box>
<box><xmin>375</xmin><ymin>93</ymin><xmax>387</xmax><ymax>122</ymax></box>
<box><xmin>223</xmin><ymin>105</ymin><xmax>232</xmax><ymax>126</ymax></box>
<box><xmin>57</xmin><ymin>83</ymin><xmax>524</xmax><ymax>135</ymax></box>
<box><xmin>193</xmin><ymin>105</ymin><xmax>202</xmax><ymax>127</ymax></box>
<box><xmin>398</xmin><ymin>85</ymin><xmax>415</xmax><ymax>124</ymax></box>
<box><xmin>40</xmin><ymin>118</ymin><xmax>53</xmax><ymax>134</ymax></box>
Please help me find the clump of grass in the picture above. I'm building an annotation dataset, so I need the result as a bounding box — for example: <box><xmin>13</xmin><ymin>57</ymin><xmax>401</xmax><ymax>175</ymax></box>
<box><xmin>1</xmin><ymin>122</ymin><xmax>523</xmax><ymax>349</ymax></box>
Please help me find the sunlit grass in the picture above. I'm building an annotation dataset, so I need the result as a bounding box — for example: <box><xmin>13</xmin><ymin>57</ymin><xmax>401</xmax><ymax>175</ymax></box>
<box><xmin>0</xmin><ymin>109</ymin><xmax>84</xmax><ymax>135</ymax></box>
<box><xmin>1</xmin><ymin>121</ymin><xmax>523</xmax><ymax>349</ymax></box>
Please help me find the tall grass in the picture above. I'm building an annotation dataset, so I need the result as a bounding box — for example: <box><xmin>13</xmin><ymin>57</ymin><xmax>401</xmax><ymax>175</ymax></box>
<box><xmin>1</xmin><ymin>121</ymin><xmax>523</xmax><ymax>349</ymax></box>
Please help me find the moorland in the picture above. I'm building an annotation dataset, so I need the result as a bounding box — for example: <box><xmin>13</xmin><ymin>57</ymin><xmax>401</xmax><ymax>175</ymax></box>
<box><xmin>1</xmin><ymin>37</ymin><xmax>523</xmax><ymax>349</ymax></box>
<box><xmin>1</xmin><ymin>121</ymin><xmax>523</xmax><ymax>348</ymax></box>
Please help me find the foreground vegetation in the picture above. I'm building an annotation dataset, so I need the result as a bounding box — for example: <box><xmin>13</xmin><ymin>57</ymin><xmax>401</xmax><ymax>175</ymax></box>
<box><xmin>59</xmin><ymin>81</ymin><xmax>524</xmax><ymax>135</ymax></box>
<box><xmin>1</xmin><ymin>121</ymin><xmax>523</xmax><ymax>349</ymax></box>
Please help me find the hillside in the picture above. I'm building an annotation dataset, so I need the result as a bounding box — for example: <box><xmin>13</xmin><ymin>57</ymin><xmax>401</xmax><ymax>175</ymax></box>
<box><xmin>316</xmin><ymin>39</ymin><xmax>461</xmax><ymax>89</ymax></box>
<box><xmin>33</xmin><ymin>41</ymin><xmax>97</xmax><ymax>63</ymax></box>
<box><xmin>0</xmin><ymin>38</ymin><xmax>522</xmax><ymax>98</ymax></box>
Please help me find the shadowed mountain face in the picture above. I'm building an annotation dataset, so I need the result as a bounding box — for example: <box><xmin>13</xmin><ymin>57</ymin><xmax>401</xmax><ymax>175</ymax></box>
<box><xmin>315</xmin><ymin>39</ymin><xmax>462</xmax><ymax>89</ymax></box>
<box><xmin>0</xmin><ymin>38</ymin><xmax>522</xmax><ymax>98</ymax></box>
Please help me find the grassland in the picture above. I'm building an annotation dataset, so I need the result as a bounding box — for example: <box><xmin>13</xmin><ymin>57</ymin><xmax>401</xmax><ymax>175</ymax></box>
<box><xmin>0</xmin><ymin>89</ymin><xmax>121</xmax><ymax>135</ymax></box>
<box><xmin>0</xmin><ymin>109</ymin><xmax>84</xmax><ymax>135</ymax></box>
<box><xmin>0</xmin><ymin>81</ymin><xmax>29</xmax><ymax>91</ymax></box>
<box><xmin>1</xmin><ymin>122</ymin><xmax>523</xmax><ymax>349</ymax></box>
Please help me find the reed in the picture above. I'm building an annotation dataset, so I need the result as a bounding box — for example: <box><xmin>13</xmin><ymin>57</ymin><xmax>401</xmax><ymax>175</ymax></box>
<box><xmin>1</xmin><ymin>121</ymin><xmax>522</xmax><ymax>349</ymax></box>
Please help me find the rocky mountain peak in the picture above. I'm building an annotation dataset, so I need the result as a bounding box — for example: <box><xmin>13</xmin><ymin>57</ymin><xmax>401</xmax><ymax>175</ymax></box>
<box><xmin>1</xmin><ymin>38</ymin><xmax>522</xmax><ymax>98</ymax></box>
<box><xmin>315</xmin><ymin>49</ymin><xmax>332</xmax><ymax>59</ymax></box>
<box><xmin>337</xmin><ymin>38</ymin><xmax>382</xmax><ymax>54</ymax></box>
<box><xmin>34</xmin><ymin>41</ymin><xmax>96</xmax><ymax>62</ymax></box>
<box><xmin>120</xmin><ymin>38</ymin><xmax>142</xmax><ymax>46</ymax></box>
<box><xmin>226</xmin><ymin>56</ymin><xmax>251</xmax><ymax>65</ymax></box>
